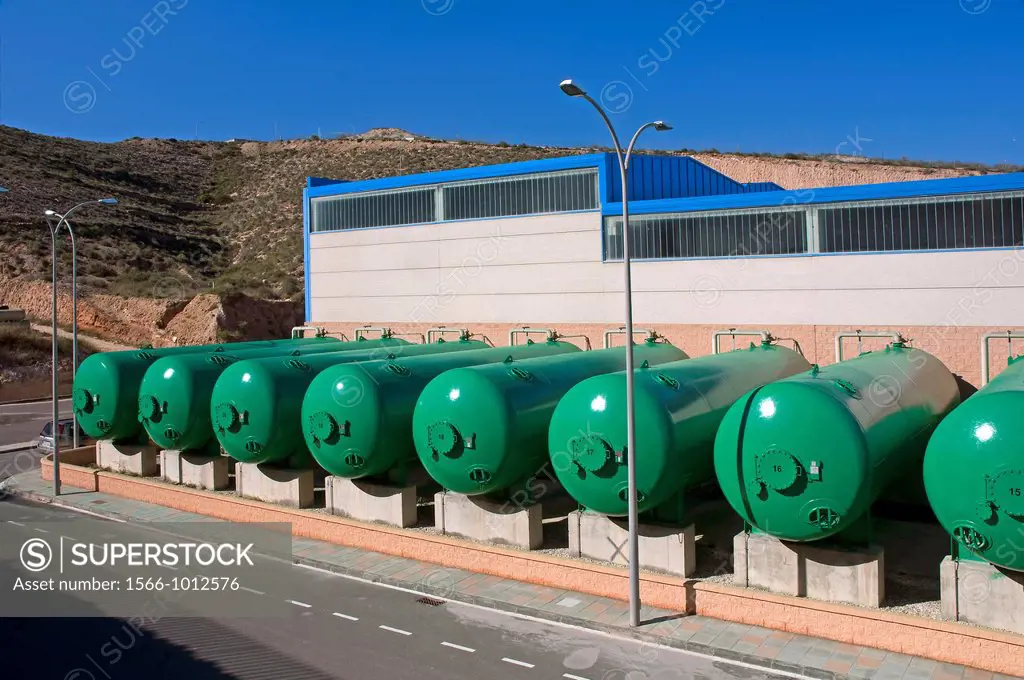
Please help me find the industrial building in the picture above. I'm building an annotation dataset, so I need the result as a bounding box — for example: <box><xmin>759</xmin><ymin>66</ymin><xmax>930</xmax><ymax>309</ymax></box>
<box><xmin>303</xmin><ymin>153</ymin><xmax>1024</xmax><ymax>385</ymax></box>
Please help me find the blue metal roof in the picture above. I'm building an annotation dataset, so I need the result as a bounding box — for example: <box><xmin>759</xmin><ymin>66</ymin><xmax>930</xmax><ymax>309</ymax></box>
<box><xmin>305</xmin><ymin>152</ymin><xmax>755</xmax><ymax>203</ymax></box>
<box><xmin>610</xmin><ymin>154</ymin><xmax>749</xmax><ymax>202</ymax></box>
<box><xmin>603</xmin><ymin>171</ymin><xmax>1024</xmax><ymax>217</ymax></box>
<box><xmin>741</xmin><ymin>181</ymin><xmax>784</xmax><ymax>193</ymax></box>
<box><xmin>306</xmin><ymin>154</ymin><xmax>608</xmax><ymax>198</ymax></box>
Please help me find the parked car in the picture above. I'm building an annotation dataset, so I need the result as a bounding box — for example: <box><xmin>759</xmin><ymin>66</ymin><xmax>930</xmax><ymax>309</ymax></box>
<box><xmin>36</xmin><ymin>419</ymin><xmax>89</xmax><ymax>453</ymax></box>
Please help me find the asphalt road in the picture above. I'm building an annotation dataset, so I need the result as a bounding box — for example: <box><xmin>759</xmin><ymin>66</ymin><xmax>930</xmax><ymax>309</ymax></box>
<box><xmin>0</xmin><ymin>397</ymin><xmax>72</xmax><ymax>447</ymax></box>
<box><xmin>0</xmin><ymin>497</ymin><xmax>800</xmax><ymax>680</ymax></box>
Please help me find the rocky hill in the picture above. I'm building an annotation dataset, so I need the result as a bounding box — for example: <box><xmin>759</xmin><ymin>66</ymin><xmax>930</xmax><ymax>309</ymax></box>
<box><xmin>0</xmin><ymin>124</ymin><xmax>1007</xmax><ymax>344</ymax></box>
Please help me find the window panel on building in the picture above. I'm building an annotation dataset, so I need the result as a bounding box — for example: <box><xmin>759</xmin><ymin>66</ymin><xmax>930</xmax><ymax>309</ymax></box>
<box><xmin>603</xmin><ymin>209</ymin><xmax>807</xmax><ymax>261</ymax></box>
<box><xmin>818</xmin><ymin>192</ymin><xmax>1024</xmax><ymax>254</ymax></box>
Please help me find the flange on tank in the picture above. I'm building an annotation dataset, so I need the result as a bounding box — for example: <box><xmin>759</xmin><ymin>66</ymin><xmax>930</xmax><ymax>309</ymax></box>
<box><xmin>924</xmin><ymin>356</ymin><xmax>1024</xmax><ymax>571</ymax></box>
<box><xmin>73</xmin><ymin>336</ymin><xmax>338</xmax><ymax>442</ymax></box>
<box><xmin>138</xmin><ymin>337</ymin><xmax>404</xmax><ymax>453</ymax></box>
<box><xmin>302</xmin><ymin>339</ymin><xmax>582</xmax><ymax>480</ymax></box>
<box><xmin>549</xmin><ymin>341</ymin><xmax>810</xmax><ymax>518</ymax></box>
<box><xmin>714</xmin><ymin>341</ymin><xmax>959</xmax><ymax>542</ymax></box>
<box><xmin>412</xmin><ymin>340</ymin><xmax>687</xmax><ymax>498</ymax></box>
<box><xmin>212</xmin><ymin>338</ymin><xmax>487</xmax><ymax>467</ymax></box>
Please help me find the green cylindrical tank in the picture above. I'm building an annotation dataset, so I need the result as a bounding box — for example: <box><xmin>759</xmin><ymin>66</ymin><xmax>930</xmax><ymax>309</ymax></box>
<box><xmin>213</xmin><ymin>339</ymin><xmax>489</xmax><ymax>466</ymax></box>
<box><xmin>412</xmin><ymin>341</ymin><xmax>688</xmax><ymax>497</ymax></box>
<box><xmin>714</xmin><ymin>342</ymin><xmax>960</xmax><ymax>542</ymax></box>
<box><xmin>549</xmin><ymin>342</ymin><xmax>811</xmax><ymax>517</ymax></box>
<box><xmin>138</xmin><ymin>338</ymin><xmax>410</xmax><ymax>452</ymax></box>
<box><xmin>302</xmin><ymin>340</ymin><xmax>582</xmax><ymax>479</ymax></box>
<box><xmin>924</xmin><ymin>357</ymin><xmax>1024</xmax><ymax>571</ymax></box>
<box><xmin>73</xmin><ymin>336</ymin><xmax>343</xmax><ymax>441</ymax></box>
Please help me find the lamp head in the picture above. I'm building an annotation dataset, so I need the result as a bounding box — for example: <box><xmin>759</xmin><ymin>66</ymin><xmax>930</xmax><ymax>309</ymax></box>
<box><xmin>99</xmin><ymin>198</ymin><xmax>118</xmax><ymax>205</ymax></box>
<box><xmin>653</xmin><ymin>121</ymin><xmax>673</xmax><ymax>132</ymax></box>
<box><xmin>44</xmin><ymin>209</ymin><xmax>59</xmax><ymax>217</ymax></box>
<box><xmin>559</xmin><ymin>79</ymin><xmax>586</xmax><ymax>98</ymax></box>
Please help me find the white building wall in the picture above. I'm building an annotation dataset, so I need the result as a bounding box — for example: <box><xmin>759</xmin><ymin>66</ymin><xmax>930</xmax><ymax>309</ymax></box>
<box><xmin>308</xmin><ymin>212</ymin><xmax>1024</xmax><ymax>328</ymax></box>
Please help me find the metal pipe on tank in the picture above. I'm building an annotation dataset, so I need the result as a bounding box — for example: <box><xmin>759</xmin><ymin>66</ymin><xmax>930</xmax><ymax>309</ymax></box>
<box><xmin>835</xmin><ymin>330</ymin><xmax>905</xmax><ymax>362</ymax></box>
<box><xmin>508</xmin><ymin>327</ymin><xmax>556</xmax><ymax>346</ymax></box>
<box><xmin>355</xmin><ymin>326</ymin><xmax>393</xmax><ymax>341</ymax></box>
<box><xmin>426</xmin><ymin>327</ymin><xmax>471</xmax><ymax>344</ymax></box>
<box><xmin>553</xmin><ymin>334</ymin><xmax>593</xmax><ymax>351</ymax></box>
<box><xmin>712</xmin><ymin>329</ymin><xmax>771</xmax><ymax>354</ymax></box>
<box><xmin>980</xmin><ymin>331</ymin><xmax>1024</xmax><ymax>385</ymax></box>
<box><xmin>602</xmin><ymin>327</ymin><xmax>654</xmax><ymax>349</ymax></box>
<box><xmin>291</xmin><ymin>326</ymin><xmax>327</xmax><ymax>339</ymax></box>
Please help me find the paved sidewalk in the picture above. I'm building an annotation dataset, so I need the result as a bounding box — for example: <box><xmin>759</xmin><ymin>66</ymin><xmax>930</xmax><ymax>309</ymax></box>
<box><xmin>2</xmin><ymin>470</ymin><xmax>1013</xmax><ymax>680</ymax></box>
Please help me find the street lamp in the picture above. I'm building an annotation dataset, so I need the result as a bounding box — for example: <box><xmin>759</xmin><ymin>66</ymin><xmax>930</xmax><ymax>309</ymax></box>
<box><xmin>43</xmin><ymin>198</ymin><xmax>119</xmax><ymax>495</ymax></box>
<box><xmin>559</xmin><ymin>79</ymin><xmax>672</xmax><ymax>628</ymax></box>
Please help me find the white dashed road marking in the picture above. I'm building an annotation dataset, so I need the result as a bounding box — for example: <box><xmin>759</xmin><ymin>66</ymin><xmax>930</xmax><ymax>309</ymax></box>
<box><xmin>287</xmin><ymin>600</ymin><xmax>312</xmax><ymax>608</ymax></box>
<box><xmin>33</xmin><ymin>527</ymin><xmax>49</xmax><ymax>533</ymax></box>
<box><xmin>502</xmin><ymin>657</ymin><xmax>535</xmax><ymax>669</ymax></box>
<box><xmin>7</xmin><ymin>521</ymin><xmax>24</xmax><ymax>527</ymax></box>
<box><xmin>240</xmin><ymin>587</ymin><xmax>265</xmax><ymax>596</ymax></box>
<box><xmin>332</xmin><ymin>612</ymin><xmax>359</xmax><ymax>621</ymax></box>
<box><xmin>564</xmin><ymin>674</ymin><xmax>591</xmax><ymax>680</ymax></box>
<box><xmin>379</xmin><ymin>625</ymin><xmax>412</xmax><ymax>636</ymax></box>
<box><xmin>440</xmin><ymin>641</ymin><xmax>475</xmax><ymax>653</ymax></box>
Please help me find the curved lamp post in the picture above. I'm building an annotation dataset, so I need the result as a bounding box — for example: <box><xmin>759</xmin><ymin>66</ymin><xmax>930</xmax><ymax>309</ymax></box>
<box><xmin>43</xmin><ymin>198</ymin><xmax>118</xmax><ymax>495</ymax></box>
<box><xmin>559</xmin><ymin>79</ymin><xmax>672</xmax><ymax>628</ymax></box>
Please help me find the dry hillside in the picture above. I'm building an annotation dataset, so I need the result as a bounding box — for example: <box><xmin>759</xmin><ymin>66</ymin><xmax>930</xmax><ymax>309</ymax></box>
<box><xmin>0</xmin><ymin>124</ymin><xmax>1008</xmax><ymax>344</ymax></box>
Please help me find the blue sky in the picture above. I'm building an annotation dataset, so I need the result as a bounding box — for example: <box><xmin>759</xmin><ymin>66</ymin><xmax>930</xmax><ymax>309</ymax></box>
<box><xmin>1</xmin><ymin>0</ymin><xmax>1022</xmax><ymax>163</ymax></box>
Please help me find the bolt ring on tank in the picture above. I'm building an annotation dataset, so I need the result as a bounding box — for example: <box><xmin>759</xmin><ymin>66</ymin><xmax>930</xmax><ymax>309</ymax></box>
<box><xmin>309</xmin><ymin>411</ymin><xmax>339</xmax><ymax>442</ymax></box>
<box><xmin>569</xmin><ymin>434</ymin><xmax>614</xmax><ymax>474</ymax></box>
<box><xmin>138</xmin><ymin>394</ymin><xmax>160</xmax><ymax>421</ymax></box>
<box><xmin>215</xmin><ymin>403</ymin><xmax>241</xmax><ymax>430</ymax></box>
<box><xmin>73</xmin><ymin>387</ymin><xmax>93</xmax><ymax>413</ymax></box>
<box><xmin>427</xmin><ymin>421</ymin><xmax>460</xmax><ymax>458</ymax></box>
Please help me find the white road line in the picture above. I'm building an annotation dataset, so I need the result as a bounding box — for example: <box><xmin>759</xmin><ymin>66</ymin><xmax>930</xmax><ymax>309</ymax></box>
<box><xmin>240</xmin><ymin>587</ymin><xmax>266</xmax><ymax>596</ymax></box>
<box><xmin>502</xmin><ymin>657</ymin><xmax>535</xmax><ymax>669</ymax></box>
<box><xmin>163</xmin><ymin>565</ymin><xmax>178</xmax><ymax>571</ymax></box>
<box><xmin>33</xmin><ymin>527</ymin><xmax>49</xmax><ymax>533</ymax></box>
<box><xmin>332</xmin><ymin>612</ymin><xmax>359</xmax><ymax>621</ymax></box>
<box><xmin>440</xmin><ymin>641</ymin><xmax>475</xmax><ymax>653</ymax></box>
<box><xmin>287</xmin><ymin>600</ymin><xmax>312</xmax><ymax>608</ymax></box>
<box><xmin>564</xmin><ymin>674</ymin><xmax>591</xmax><ymax>680</ymax></box>
<box><xmin>378</xmin><ymin>625</ymin><xmax>412</xmax><ymax>636</ymax></box>
<box><xmin>7</xmin><ymin>520</ymin><xmax>25</xmax><ymax>527</ymax></box>
<box><xmin>295</xmin><ymin>562</ymin><xmax>814</xmax><ymax>680</ymax></box>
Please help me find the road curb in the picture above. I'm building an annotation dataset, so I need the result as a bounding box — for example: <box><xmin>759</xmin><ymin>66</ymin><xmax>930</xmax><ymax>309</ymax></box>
<box><xmin>6</xmin><ymin>485</ymin><xmax>846</xmax><ymax>680</ymax></box>
<box><xmin>0</xmin><ymin>442</ymin><xmax>36</xmax><ymax>454</ymax></box>
<box><xmin>0</xmin><ymin>395</ymin><xmax>72</xmax><ymax>407</ymax></box>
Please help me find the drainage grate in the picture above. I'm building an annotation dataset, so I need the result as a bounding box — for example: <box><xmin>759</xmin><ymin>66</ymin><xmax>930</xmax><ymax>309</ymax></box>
<box><xmin>416</xmin><ymin>597</ymin><xmax>446</xmax><ymax>607</ymax></box>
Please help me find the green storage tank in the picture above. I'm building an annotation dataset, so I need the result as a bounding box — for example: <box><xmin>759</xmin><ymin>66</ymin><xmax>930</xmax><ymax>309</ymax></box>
<box><xmin>549</xmin><ymin>342</ymin><xmax>811</xmax><ymax>518</ymax></box>
<box><xmin>213</xmin><ymin>339</ymin><xmax>488</xmax><ymax>466</ymax></box>
<box><xmin>73</xmin><ymin>336</ymin><xmax>341</xmax><ymax>442</ymax></box>
<box><xmin>412</xmin><ymin>341</ymin><xmax>687</xmax><ymax>497</ymax></box>
<box><xmin>139</xmin><ymin>337</ymin><xmax>409</xmax><ymax>452</ymax></box>
<box><xmin>714</xmin><ymin>342</ymin><xmax>960</xmax><ymax>542</ymax></box>
<box><xmin>924</xmin><ymin>357</ymin><xmax>1024</xmax><ymax>571</ymax></box>
<box><xmin>302</xmin><ymin>340</ymin><xmax>582</xmax><ymax>480</ymax></box>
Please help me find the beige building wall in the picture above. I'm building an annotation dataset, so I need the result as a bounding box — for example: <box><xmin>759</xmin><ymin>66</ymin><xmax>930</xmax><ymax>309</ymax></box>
<box><xmin>308</xmin><ymin>212</ymin><xmax>1024</xmax><ymax>386</ymax></box>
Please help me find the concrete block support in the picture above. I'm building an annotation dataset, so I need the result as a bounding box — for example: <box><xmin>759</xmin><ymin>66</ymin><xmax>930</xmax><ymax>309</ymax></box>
<box><xmin>160</xmin><ymin>450</ymin><xmax>230</xmax><ymax>490</ymax></box>
<box><xmin>235</xmin><ymin>463</ymin><xmax>314</xmax><ymax>508</ymax></box>
<box><xmin>568</xmin><ymin>510</ymin><xmax>696</xmax><ymax>577</ymax></box>
<box><xmin>326</xmin><ymin>476</ymin><xmax>418</xmax><ymax>528</ymax></box>
<box><xmin>435</xmin><ymin>491</ymin><xmax>542</xmax><ymax>550</ymax></box>
<box><xmin>734</xmin><ymin>532</ymin><xmax>885</xmax><ymax>608</ymax></box>
<box><xmin>941</xmin><ymin>556</ymin><xmax>1024</xmax><ymax>635</ymax></box>
<box><xmin>96</xmin><ymin>440</ymin><xmax>159</xmax><ymax>476</ymax></box>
